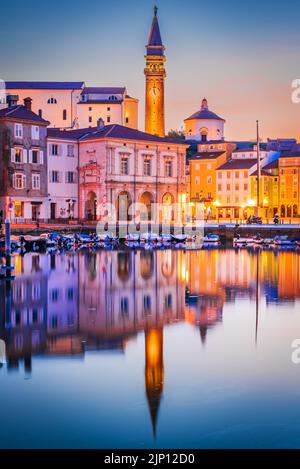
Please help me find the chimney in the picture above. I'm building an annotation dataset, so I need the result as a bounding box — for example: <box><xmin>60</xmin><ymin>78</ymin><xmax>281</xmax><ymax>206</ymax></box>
<box><xmin>24</xmin><ymin>97</ymin><xmax>32</xmax><ymax>111</ymax></box>
<box><xmin>97</xmin><ymin>117</ymin><xmax>105</xmax><ymax>130</ymax></box>
<box><xmin>7</xmin><ymin>95</ymin><xmax>18</xmax><ymax>108</ymax></box>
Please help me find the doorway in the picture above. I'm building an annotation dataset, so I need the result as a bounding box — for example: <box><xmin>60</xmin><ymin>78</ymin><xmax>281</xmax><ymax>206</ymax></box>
<box><xmin>50</xmin><ymin>203</ymin><xmax>56</xmax><ymax>220</ymax></box>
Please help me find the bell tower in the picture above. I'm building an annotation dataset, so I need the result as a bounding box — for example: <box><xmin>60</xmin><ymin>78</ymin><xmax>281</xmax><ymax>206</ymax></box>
<box><xmin>144</xmin><ymin>6</ymin><xmax>166</xmax><ymax>137</ymax></box>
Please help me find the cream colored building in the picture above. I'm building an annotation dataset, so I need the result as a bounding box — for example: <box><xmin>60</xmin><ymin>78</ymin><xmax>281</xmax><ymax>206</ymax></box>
<box><xmin>3</xmin><ymin>82</ymin><xmax>138</xmax><ymax>130</ymax></box>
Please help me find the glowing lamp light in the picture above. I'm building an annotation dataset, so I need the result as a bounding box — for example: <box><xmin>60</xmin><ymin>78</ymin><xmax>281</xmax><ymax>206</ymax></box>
<box><xmin>248</xmin><ymin>199</ymin><xmax>255</xmax><ymax>207</ymax></box>
<box><xmin>213</xmin><ymin>200</ymin><xmax>220</xmax><ymax>207</ymax></box>
<box><xmin>263</xmin><ymin>198</ymin><xmax>268</xmax><ymax>205</ymax></box>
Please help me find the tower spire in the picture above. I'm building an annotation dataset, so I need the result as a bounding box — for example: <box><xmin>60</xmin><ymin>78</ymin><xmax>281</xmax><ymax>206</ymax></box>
<box><xmin>144</xmin><ymin>7</ymin><xmax>166</xmax><ymax>137</ymax></box>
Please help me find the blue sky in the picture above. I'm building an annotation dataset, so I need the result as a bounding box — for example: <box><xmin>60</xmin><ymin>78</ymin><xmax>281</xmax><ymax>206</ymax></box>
<box><xmin>1</xmin><ymin>0</ymin><xmax>300</xmax><ymax>139</ymax></box>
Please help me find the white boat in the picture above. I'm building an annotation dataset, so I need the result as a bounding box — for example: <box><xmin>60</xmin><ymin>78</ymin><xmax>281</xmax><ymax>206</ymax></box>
<box><xmin>171</xmin><ymin>234</ymin><xmax>187</xmax><ymax>243</ymax></box>
<box><xmin>233</xmin><ymin>236</ymin><xmax>255</xmax><ymax>245</ymax></box>
<box><xmin>203</xmin><ymin>234</ymin><xmax>220</xmax><ymax>243</ymax></box>
<box><xmin>272</xmin><ymin>236</ymin><xmax>295</xmax><ymax>246</ymax></box>
<box><xmin>126</xmin><ymin>233</ymin><xmax>140</xmax><ymax>242</ymax></box>
<box><xmin>140</xmin><ymin>232</ymin><xmax>159</xmax><ymax>242</ymax></box>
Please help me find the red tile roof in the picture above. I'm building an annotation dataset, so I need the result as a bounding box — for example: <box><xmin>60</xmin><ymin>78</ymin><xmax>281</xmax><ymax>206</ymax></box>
<box><xmin>218</xmin><ymin>159</ymin><xmax>256</xmax><ymax>170</ymax></box>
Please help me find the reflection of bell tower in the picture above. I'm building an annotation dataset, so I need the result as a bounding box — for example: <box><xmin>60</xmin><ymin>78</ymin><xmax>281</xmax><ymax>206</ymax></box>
<box><xmin>145</xmin><ymin>328</ymin><xmax>164</xmax><ymax>435</ymax></box>
<box><xmin>144</xmin><ymin>6</ymin><xmax>166</xmax><ymax>137</ymax></box>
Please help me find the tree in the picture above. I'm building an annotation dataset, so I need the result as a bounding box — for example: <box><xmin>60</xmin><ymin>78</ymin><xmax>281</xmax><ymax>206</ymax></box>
<box><xmin>167</xmin><ymin>129</ymin><xmax>185</xmax><ymax>140</ymax></box>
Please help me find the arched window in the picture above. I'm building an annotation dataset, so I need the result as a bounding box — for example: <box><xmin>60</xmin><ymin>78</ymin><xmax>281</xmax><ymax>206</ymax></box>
<box><xmin>108</xmin><ymin>95</ymin><xmax>118</xmax><ymax>101</ymax></box>
<box><xmin>293</xmin><ymin>204</ymin><xmax>298</xmax><ymax>218</ymax></box>
<box><xmin>281</xmin><ymin>205</ymin><xmax>286</xmax><ymax>217</ymax></box>
<box><xmin>47</xmin><ymin>97</ymin><xmax>57</xmax><ymax>104</ymax></box>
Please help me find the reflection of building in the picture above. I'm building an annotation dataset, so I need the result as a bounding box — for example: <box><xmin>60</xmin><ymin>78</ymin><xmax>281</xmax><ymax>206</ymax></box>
<box><xmin>78</xmin><ymin>250</ymin><xmax>186</xmax><ymax>338</ymax></box>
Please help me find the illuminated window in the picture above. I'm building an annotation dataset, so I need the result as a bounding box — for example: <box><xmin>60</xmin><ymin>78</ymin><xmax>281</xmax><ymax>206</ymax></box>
<box><xmin>15</xmin><ymin>148</ymin><xmax>22</xmax><ymax>163</ymax></box>
<box><xmin>14</xmin><ymin>201</ymin><xmax>24</xmax><ymax>217</ymax></box>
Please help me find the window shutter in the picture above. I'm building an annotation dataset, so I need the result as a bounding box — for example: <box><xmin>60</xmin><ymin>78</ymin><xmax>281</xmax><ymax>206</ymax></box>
<box><xmin>65</xmin><ymin>172</ymin><xmax>68</xmax><ymax>183</ymax></box>
<box><xmin>58</xmin><ymin>145</ymin><xmax>61</xmax><ymax>156</ymax></box>
<box><xmin>22</xmin><ymin>175</ymin><xmax>26</xmax><ymax>189</ymax></box>
<box><xmin>28</xmin><ymin>150</ymin><xmax>32</xmax><ymax>164</ymax></box>
<box><xmin>23</xmin><ymin>149</ymin><xmax>27</xmax><ymax>164</ymax></box>
<box><xmin>39</xmin><ymin>150</ymin><xmax>44</xmax><ymax>164</ymax></box>
<box><xmin>12</xmin><ymin>173</ymin><xmax>16</xmax><ymax>188</ymax></box>
<box><xmin>11</xmin><ymin>148</ymin><xmax>16</xmax><ymax>163</ymax></box>
<box><xmin>49</xmin><ymin>171</ymin><xmax>52</xmax><ymax>183</ymax></box>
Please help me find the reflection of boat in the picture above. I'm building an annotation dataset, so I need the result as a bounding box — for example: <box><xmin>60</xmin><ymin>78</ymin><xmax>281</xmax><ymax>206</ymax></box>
<box><xmin>20</xmin><ymin>235</ymin><xmax>47</xmax><ymax>250</ymax></box>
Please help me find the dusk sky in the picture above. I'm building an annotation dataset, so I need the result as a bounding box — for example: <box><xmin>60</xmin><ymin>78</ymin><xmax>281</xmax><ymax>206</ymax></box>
<box><xmin>1</xmin><ymin>0</ymin><xmax>300</xmax><ymax>140</ymax></box>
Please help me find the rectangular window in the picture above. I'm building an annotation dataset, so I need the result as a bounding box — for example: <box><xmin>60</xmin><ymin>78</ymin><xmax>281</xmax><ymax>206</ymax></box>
<box><xmin>15</xmin><ymin>148</ymin><xmax>22</xmax><ymax>163</ymax></box>
<box><xmin>121</xmin><ymin>157</ymin><xmax>129</xmax><ymax>175</ymax></box>
<box><xmin>89</xmin><ymin>107</ymin><xmax>92</xmax><ymax>111</ymax></box>
<box><xmin>63</xmin><ymin>109</ymin><xmax>67</xmax><ymax>120</ymax></box>
<box><xmin>107</xmin><ymin>116</ymin><xmax>111</xmax><ymax>123</ymax></box>
<box><xmin>32</xmin><ymin>150</ymin><xmax>39</xmax><ymax>164</ymax></box>
<box><xmin>107</xmin><ymin>107</ymin><xmax>110</xmax><ymax>111</ymax></box>
<box><xmin>32</xmin><ymin>173</ymin><xmax>40</xmax><ymax>190</ymax></box>
<box><xmin>31</xmin><ymin>125</ymin><xmax>39</xmax><ymax>140</ymax></box>
<box><xmin>218</xmin><ymin>183</ymin><xmax>222</xmax><ymax>191</ymax></box>
<box><xmin>125</xmin><ymin>117</ymin><xmax>129</xmax><ymax>124</ymax></box>
<box><xmin>227</xmin><ymin>184</ymin><xmax>231</xmax><ymax>191</ymax></box>
<box><xmin>66</xmin><ymin>171</ymin><xmax>75</xmax><ymax>183</ymax></box>
<box><xmin>244</xmin><ymin>183</ymin><xmax>248</xmax><ymax>190</ymax></box>
<box><xmin>235</xmin><ymin>183</ymin><xmax>239</xmax><ymax>191</ymax></box>
<box><xmin>38</xmin><ymin>110</ymin><xmax>42</xmax><ymax>118</ymax></box>
<box><xmin>13</xmin><ymin>173</ymin><xmax>26</xmax><ymax>189</ymax></box>
<box><xmin>15</xmin><ymin>123</ymin><xmax>23</xmax><ymax>138</ymax></box>
<box><xmin>14</xmin><ymin>201</ymin><xmax>24</xmax><ymax>218</ymax></box>
<box><xmin>89</xmin><ymin>116</ymin><xmax>92</xmax><ymax>123</ymax></box>
<box><xmin>51</xmin><ymin>144</ymin><xmax>59</xmax><ymax>156</ymax></box>
<box><xmin>50</xmin><ymin>171</ymin><xmax>59</xmax><ymax>183</ymax></box>
<box><xmin>227</xmin><ymin>172</ymin><xmax>231</xmax><ymax>178</ymax></box>
<box><xmin>165</xmin><ymin>160</ymin><xmax>172</xmax><ymax>177</ymax></box>
<box><xmin>67</xmin><ymin>145</ymin><xmax>74</xmax><ymax>157</ymax></box>
<box><xmin>218</xmin><ymin>172</ymin><xmax>222</xmax><ymax>179</ymax></box>
<box><xmin>144</xmin><ymin>158</ymin><xmax>151</xmax><ymax>176</ymax></box>
<box><xmin>235</xmin><ymin>171</ymin><xmax>239</xmax><ymax>178</ymax></box>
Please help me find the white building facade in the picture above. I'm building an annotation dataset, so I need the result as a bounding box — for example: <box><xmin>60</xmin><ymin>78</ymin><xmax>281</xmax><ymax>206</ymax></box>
<box><xmin>3</xmin><ymin>82</ymin><xmax>139</xmax><ymax>130</ymax></box>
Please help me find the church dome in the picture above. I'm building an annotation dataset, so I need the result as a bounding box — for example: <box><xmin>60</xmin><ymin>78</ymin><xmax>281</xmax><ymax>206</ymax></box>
<box><xmin>184</xmin><ymin>98</ymin><xmax>225</xmax><ymax>122</ymax></box>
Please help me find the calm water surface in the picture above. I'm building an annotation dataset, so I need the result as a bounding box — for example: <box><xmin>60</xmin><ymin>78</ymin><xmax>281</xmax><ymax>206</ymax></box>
<box><xmin>0</xmin><ymin>248</ymin><xmax>300</xmax><ymax>448</ymax></box>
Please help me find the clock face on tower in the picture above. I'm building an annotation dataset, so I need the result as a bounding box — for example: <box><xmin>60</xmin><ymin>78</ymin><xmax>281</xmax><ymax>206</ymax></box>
<box><xmin>150</xmin><ymin>84</ymin><xmax>160</xmax><ymax>103</ymax></box>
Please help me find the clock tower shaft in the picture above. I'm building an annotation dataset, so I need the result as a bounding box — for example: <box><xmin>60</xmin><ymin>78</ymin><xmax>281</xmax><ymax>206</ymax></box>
<box><xmin>144</xmin><ymin>7</ymin><xmax>166</xmax><ymax>137</ymax></box>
